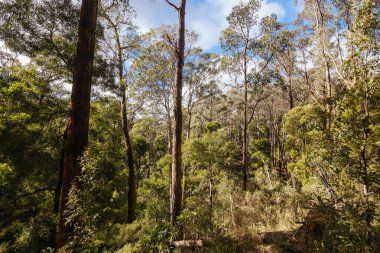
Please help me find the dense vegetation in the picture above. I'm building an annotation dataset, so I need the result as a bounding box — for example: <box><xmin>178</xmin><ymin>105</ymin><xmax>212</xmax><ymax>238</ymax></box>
<box><xmin>0</xmin><ymin>0</ymin><xmax>379</xmax><ymax>252</ymax></box>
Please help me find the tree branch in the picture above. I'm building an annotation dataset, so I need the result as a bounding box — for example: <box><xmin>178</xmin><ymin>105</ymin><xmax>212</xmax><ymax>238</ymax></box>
<box><xmin>15</xmin><ymin>187</ymin><xmax>55</xmax><ymax>201</ymax></box>
<box><xmin>164</xmin><ymin>0</ymin><xmax>179</xmax><ymax>11</ymax></box>
<box><xmin>164</xmin><ymin>31</ymin><xmax>178</xmax><ymax>52</ymax></box>
<box><xmin>247</xmin><ymin>94</ymin><xmax>270</xmax><ymax>125</ymax></box>
<box><xmin>258</xmin><ymin>53</ymin><xmax>274</xmax><ymax>74</ymax></box>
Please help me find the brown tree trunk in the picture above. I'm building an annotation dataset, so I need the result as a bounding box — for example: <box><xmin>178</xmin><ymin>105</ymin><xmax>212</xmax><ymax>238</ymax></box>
<box><xmin>323</xmin><ymin>56</ymin><xmax>332</xmax><ymax>129</ymax></box>
<box><xmin>363</xmin><ymin>81</ymin><xmax>371</xmax><ymax>245</ymax></box>
<box><xmin>182</xmin><ymin>165</ymin><xmax>186</xmax><ymax>208</ymax></box>
<box><xmin>170</xmin><ymin>0</ymin><xmax>186</xmax><ymax>224</ymax></box>
<box><xmin>114</xmin><ymin>23</ymin><xmax>136</xmax><ymax>223</ymax></box>
<box><xmin>182</xmin><ymin>107</ymin><xmax>191</xmax><ymax>207</ymax></box>
<box><xmin>167</xmin><ymin>111</ymin><xmax>173</xmax><ymax>154</ymax></box>
<box><xmin>54</xmin><ymin>128</ymin><xmax>67</xmax><ymax>214</ymax></box>
<box><xmin>242</xmin><ymin>44</ymin><xmax>248</xmax><ymax>192</ymax></box>
<box><xmin>57</xmin><ymin>0</ymin><xmax>98</xmax><ymax>248</ymax></box>
<box><xmin>148</xmin><ymin>142</ymin><xmax>154</xmax><ymax>178</ymax></box>
<box><xmin>288</xmin><ymin>69</ymin><xmax>294</xmax><ymax>110</ymax></box>
<box><xmin>242</xmin><ymin>115</ymin><xmax>248</xmax><ymax>192</ymax></box>
<box><xmin>208</xmin><ymin>165</ymin><xmax>213</xmax><ymax>224</ymax></box>
<box><xmin>121</xmin><ymin>81</ymin><xmax>136</xmax><ymax>223</ymax></box>
<box><xmin>51</xmin><ymin>128</ymin><xmax>67</xmax><ymax>248</ymax></box>
<box><xmin>186</xmin><ymin>110</ymin><xmax>192</xmax><ymax>139</ymax></box>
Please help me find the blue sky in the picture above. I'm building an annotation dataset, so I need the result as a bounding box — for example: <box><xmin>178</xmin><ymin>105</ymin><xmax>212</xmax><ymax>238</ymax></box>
<box><xmin>129</xmin><ymin>0</ymin><xmax>303</xmax><ymax>53</ymax></box>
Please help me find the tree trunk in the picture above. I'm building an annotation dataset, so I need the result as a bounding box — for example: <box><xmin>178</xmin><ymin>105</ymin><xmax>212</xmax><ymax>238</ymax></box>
<box><xmin>323</xmin><ymin>56</ymin><xmax>333</xmax><ymax>129</ymax></box>
<box><xmin>170</xmin><ymin>0</ymin><xmax>186</xmax><ymax>224</ymax></box>
<box><xmin>230</xmin><ymin>195</ymin><xmax>236</xmax><ymax>229</ymax></box>
<box><xmin>121</xmin><ymin>86</ymin><xmax>136</xmax><ymax>223</ymax></box>
<box><xmin>288</xmin><ymin>70</ymin><xmax>294</xmax><ymax>109</ymax></box>
<box><xmin>242</xmin><ymin>44</ymin><xmax>248</xmax><ymax>192</ymax></box>
<box><xmin>182</xmin><ymin>165</ymin><xmax>186</xmax><ymax>208</ymax></box>
<box><xmin>183</xmin><ymin>106</ymin><xmax>191</xmax><ymax>207</ymax></box>
<box><xmin>186</xmin><ymin>110</ymin><xmax>192</xmax><ymax>139</ymax></box>
<box><xmin>302</xmin><ymin>50</ymin><xmax>319</xmax><ymax>103</ymax></box>
<box><xmin>57</xmin><ymin>0</ymin><xmax>98</xmax><ymax>248</ymax></box>
<box><xmin>363</xmin><ymin>81</ymin><xmax>371</xmax><ymax>245</ymax></box>
<box><xmin>148</xmin><ymin>142</ymin><xmax>154</xmax><ymax>178</ymax></box>
<box><xmin>167</xmin><ymin>111</ymin><xmax>173</xmax><ymax>154</ymax></box>
<box><xmin>54</xmin><ymin>128</ymin><xmax>67</xmax><ymax>214</ymax></box>
<box><xmin>115</xmin><ymin>24</ymin><xmax>136</xmax><ymax>223</ymax></box>
<box><xmin>209</xmin><ymin>165</ymin><xmax>213</xmax><ymax>225</ymax></box>
<box><xmin>51</xmin><ymin>128</ymin><xmax>67</xmax><ymax>248</ymax></box>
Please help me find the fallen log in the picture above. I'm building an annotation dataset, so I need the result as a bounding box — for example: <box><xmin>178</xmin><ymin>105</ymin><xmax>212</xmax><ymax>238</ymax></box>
<box><xmin>173</xmin><ymin>240</ymin><xmax>203</xmax><ymax>247</ymax></box>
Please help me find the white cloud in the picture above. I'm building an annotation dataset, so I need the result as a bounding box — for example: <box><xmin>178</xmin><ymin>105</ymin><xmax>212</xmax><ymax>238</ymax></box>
<box><xmin>130</xmin><ymin>0</ymin><xmax>286</xmax><ymax>50</ymax></box>
<box><xmin>259</xmin><ymin>1</ymin><xmax>285</xmax><ymax>19</ymax></box>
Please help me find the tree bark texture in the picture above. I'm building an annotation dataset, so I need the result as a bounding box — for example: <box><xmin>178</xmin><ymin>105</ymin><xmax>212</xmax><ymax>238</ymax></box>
<box><xmin>121</xmin><ymin>90</ymin><xmax>136</xmax><ymax>223</ymax></box>
<box><xmin>57</xmin><ymin>0</ymin><xmax>98</xmax><ymax>248</ymax></box>
<box><xmin>171</xmin><ymin>0</ymin><xmax>186</xmax><ymax>224</ymax></box>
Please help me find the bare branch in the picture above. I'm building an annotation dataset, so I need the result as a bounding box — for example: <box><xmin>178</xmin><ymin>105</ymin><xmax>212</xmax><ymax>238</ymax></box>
<box><xmin>15</xmin><ymin>187</ymin><xmax>54</xmax><ymax>201</ymax></box>
<box><xmin>164</xmin><ymin>31</ymin><xmax>177</xmax><ymax>51</ymax></box>
<box><xmin>164</xmin><ymin>0</ymin><xmax>179</xmax><ymax>11</ymax></box>
<box><xmin>247</xmin><ymin>94</ymin><xmax>270</xmax><ymax>124</ymax></box>
<box><xmin>258</xmin><ymin>53</ymin><xmax>274</xmax><ymax>74</ymax></box>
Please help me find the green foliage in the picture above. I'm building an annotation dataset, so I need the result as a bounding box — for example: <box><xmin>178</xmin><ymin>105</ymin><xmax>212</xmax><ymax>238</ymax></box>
<box><xmin>183</xmin><ymin>129</ymin><xmax>240</xmax><ymax>175</ymax></box>
<box><xmin>0</xmin><ymin>163</ymin><xmax>13</xmax><ymax>186</ymax></box>
<box><xmin>181</xmin><ymin>129</ymin><xmax>241</xmax><ymax>239</ymax></box>
<box><xmin>0</xmin><ymin>1</ymin><xmax>379</xmax><ymax>252</ymax></box>
<box><xmin>250</xmin><ymin>138</ymin><xmax>271</xmax><ymax>169</ymax></box>
<box><xmin>132</xmin><ymin>136</ymin><xmax>149</xmax><ymax>160</ymax></box>
<box><xmin>137</xmin><ymin>155</ymin><xmax>171</xmax><ymax>223</ymax></box>
<box><xmin>284</xmin><ymin>104</ymin><xmax>329</xmax><ymax>184</ymax></box>
<box><xmin>0</xmin><ymin>64</ymin><xmax>66</xmax><ymax>252</ymax></box>
<box><xmin>0</xmin><ymin>0</ymin><xmax>79</xmax><ymax>79</ymax></box>
<box><xmin>204</xmin><ymin>121</ymin><xmax>221</xmax><ymax>134</ymax></box>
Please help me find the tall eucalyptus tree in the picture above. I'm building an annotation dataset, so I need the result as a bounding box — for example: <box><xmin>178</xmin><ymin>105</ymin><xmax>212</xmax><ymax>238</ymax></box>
<box><xmin>58</xmin><ymin>0</ymin><xmax>99</xmax><ymax>248</ymax></box>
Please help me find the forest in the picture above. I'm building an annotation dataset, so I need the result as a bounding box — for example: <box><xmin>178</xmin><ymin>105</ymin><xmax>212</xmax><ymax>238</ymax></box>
<box><xmin>0</xmin><ymin>0</ymin><xmax>379</xmax><ymax>252</ymax></box>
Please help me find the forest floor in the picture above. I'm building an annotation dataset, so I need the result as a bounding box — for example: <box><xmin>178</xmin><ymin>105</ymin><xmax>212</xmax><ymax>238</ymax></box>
<box><xmin>253</xmin><ymin>209</ymin><xmax>330</xmax><ymax>253</ymax></box>
<box><xmin>185</xmin><ymin>209</ymin><xmax>332</xmax><ymax>253</ymax></box>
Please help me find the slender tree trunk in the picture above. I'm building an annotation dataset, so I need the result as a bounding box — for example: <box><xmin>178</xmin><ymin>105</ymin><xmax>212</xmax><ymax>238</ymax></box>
<box><xmin>288</xmin><ymin>70</ymin><xmax>294</xmax><ymax>109</ymax></box>
<box><xmin>148</xmin><ymin>142</ymin><xmax>154</xmax><ymax>178</ymax></box>
<box><xmin>230</xmin><ymin>195</ymin><xmax>236</xmax><ymax>229</ymax></box>
<box><xmin>121</xmin><ymin>85</ymin><xmax>136</xmax><ymax>223</ymax></box>
<box><xmin>115</xmin><ymin>27</ymin><xmax>136</xmax><ymax>223</ymax></box>
<box><xmin>270</xmin><ymin>124</ymin><xmax>275</xmax><ymax>168</ymax></box>
<box><xmin>186</xmin><ymin>110</ymin><xmax>192</xmax><ymax>139</ymax></box>
<box><xmin>208</xmin><ymin>165</ymin><xmax>213</xmax><ymax>225</ymax></box>
<box><xmin>275</xmin><ymin>125</ymin><xmax>283</xmax><ymax>177</ymax></box>
<box><xmin>54</xmin><ymin>153</ymin><xmax>64</xmax><ymax>213</ymax></box>
<box><xmin>242</xmin><ymin>44</ymin><xmax>248</xmax><ymax>192</ymax></box>
<box><xmin>280</xmin><ymin>120</ymin><xmax>288</xmax><ymax>178</ymax></box>
<box><xmin>182</xmin><ymin>165</ymin><xmax>186</xmax><ymax>208</ymax></box>
<box><xmin>323</xmin><ymin>56</ymin><xmax>333</xmax><ymax>129</ymax></box>
<box><xmin>167</xmin><ymin>111</ymin><xmax>173</xmax><ymax>154</ymax></box>
<box><xmin>316</xmin><ymin>1</ymin><xmax>333</xmax><ymax>129</ymax></box>
<box><xmin>51</xmin><ymin>128</ymin><xmax>67</xmax><ymax>248</ymax></box>
<box><xmin>363</xmin><ymin>80</ymin><xmax>371</xmax><ymax>245</ymax></box>
<box><xmin>288</xmin><ymin>69</ymin><xmax>298</xmax><ymax>189</ymax></box>
<box><xmin>57</xmin><ymin>0</ymin><xmax>98</xmax><ymax>248</ymax></box>
<box><xmin>182</xmin><ymin>106</ymin><xmax>191</xmax><ymax>209</ymax></box>
<box><xmin>54</xmin><ymin>128</ymin><xmax>67</xmax><ymax>214</ymax></box>
<box><xmin>170</xmin><ymin>0</ymin><xmax>186</xmax><ymax>225</ymax></box>
<box><xmin>302</xmin><ymin>50</ymin><xmax>319</xmax><ymax>103</ymax></box>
